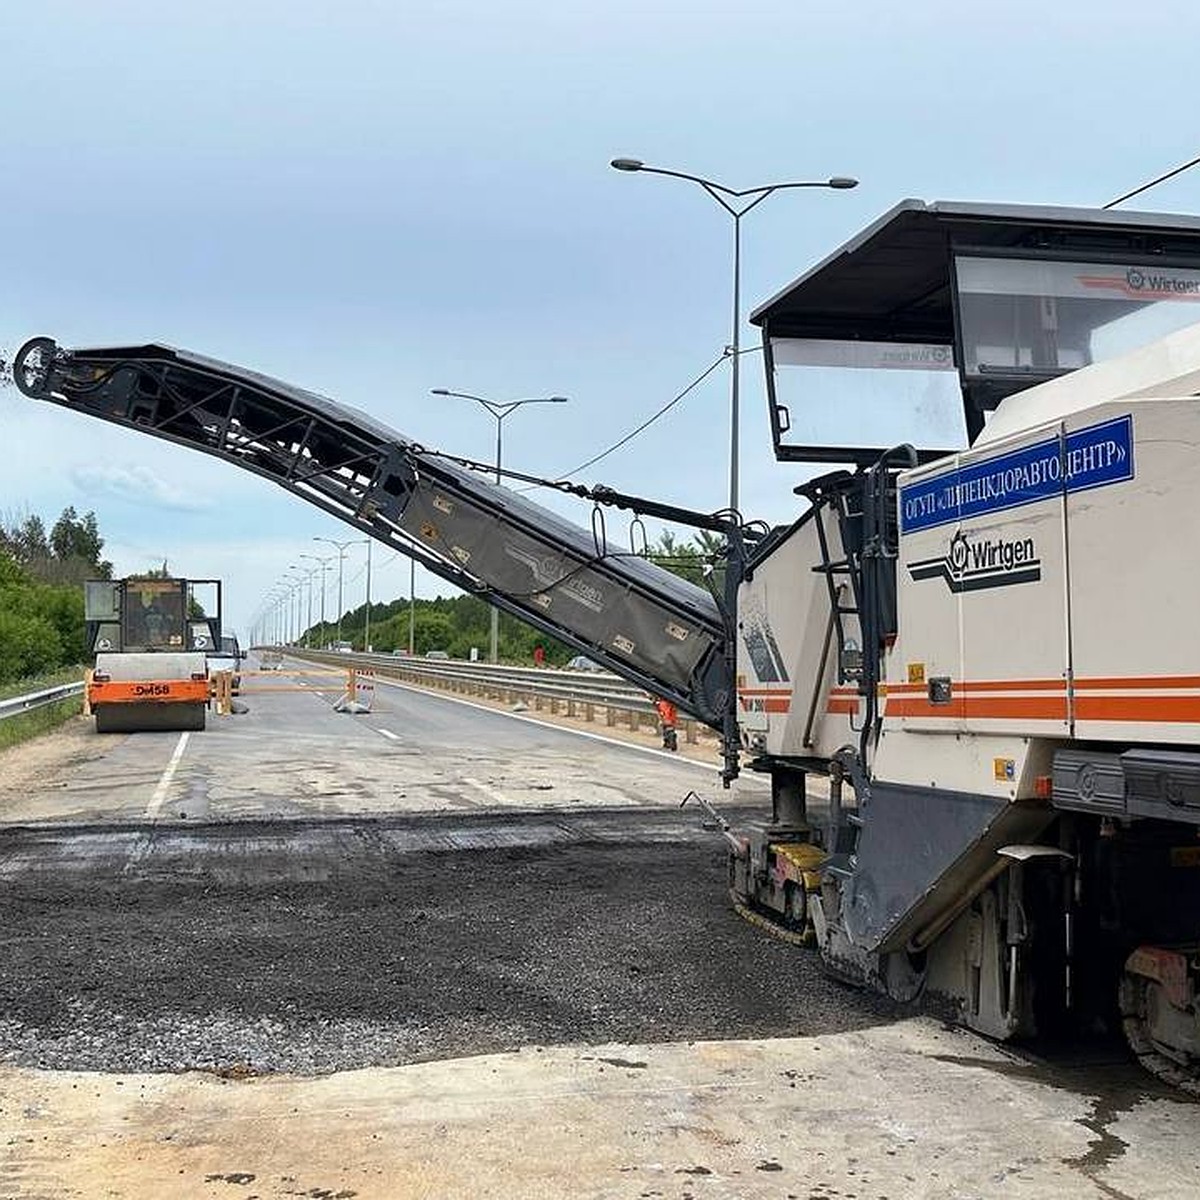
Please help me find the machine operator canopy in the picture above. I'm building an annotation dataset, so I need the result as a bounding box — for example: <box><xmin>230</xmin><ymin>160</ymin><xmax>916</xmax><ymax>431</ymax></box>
<box><xmin>751</xmin><ymin>199</ymin><xmax>1200</xmax><ymax>466</ymax></box>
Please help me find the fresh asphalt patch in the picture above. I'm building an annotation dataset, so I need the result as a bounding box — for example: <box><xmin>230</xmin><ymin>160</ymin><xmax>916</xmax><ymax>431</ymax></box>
<box><xmin>0</xmin><ymin>807</ymin><xmax>900</xmax><ymax>1074</ymax></box>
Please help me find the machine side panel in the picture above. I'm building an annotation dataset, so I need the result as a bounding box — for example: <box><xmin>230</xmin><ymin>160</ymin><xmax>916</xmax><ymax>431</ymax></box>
<box><xmin>1068</xmin><ymin>399</ymin><xmax>1200</xmax><ymax>743</ymax></box>
<box><xmin>892</xmin><ymin>425</ymin><xmax>1071</xmax><ymax>743</ymax></box>
<box><xmin>397</xmin><ymin>476</ymin><xmax>713</xmax><ymax>693</ymax></box>
<box><xmin>736</xmin><ymin>509</ymin><xmax>862</xmax><ymax>760</ymax></box>
<box><xmin>956</xmin><ymin>426</ymin><xmax>1070</xmax><ymax>740</ymax></box>
<box><xmin>890</xmin><ymin>453</ymin><xmax>965</xmax><ymax>732</ymax></box>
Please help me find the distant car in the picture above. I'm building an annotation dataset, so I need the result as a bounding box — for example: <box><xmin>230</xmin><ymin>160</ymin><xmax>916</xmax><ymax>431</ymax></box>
<box><xmin>260</xmin><ymin>649</ymin><xmax>283</xmax><ymax>671</ymax></box>
<box><xmin>425</xmin><ymin>649</ymin><xmax>450</xmax><ymax>660</ymax></box>
<box><xmin>566</xmin><ymin>655</ymin><xmax>606</xmax><ymax>672</ymax></box>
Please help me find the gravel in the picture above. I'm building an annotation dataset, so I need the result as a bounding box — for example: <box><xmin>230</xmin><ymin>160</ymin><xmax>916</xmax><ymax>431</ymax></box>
<box><xmin>0</xmin><ymin>816</ymin><xmax>900</xmax><ymax>1074</ymax></box>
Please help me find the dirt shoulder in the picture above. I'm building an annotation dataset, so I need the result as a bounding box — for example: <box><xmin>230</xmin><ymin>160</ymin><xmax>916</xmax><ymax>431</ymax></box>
<box><xmin>0</xmin><ymin>715</ymin><xmax>115</xmax><ymax>817</ymax></box>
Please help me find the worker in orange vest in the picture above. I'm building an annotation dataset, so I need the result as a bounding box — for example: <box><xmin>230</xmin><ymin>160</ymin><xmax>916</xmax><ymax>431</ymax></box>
<box><xmin>654</xmin><ymin>697</ymin><xmax>678</xmax><ymax>752</ymax></box>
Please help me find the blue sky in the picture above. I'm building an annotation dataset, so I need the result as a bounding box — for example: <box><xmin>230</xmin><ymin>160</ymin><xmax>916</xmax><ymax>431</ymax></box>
<box><xmin>3</xmin><ymin>0</ymin><xmax>1198</xmax><ymax>637</ymax></box>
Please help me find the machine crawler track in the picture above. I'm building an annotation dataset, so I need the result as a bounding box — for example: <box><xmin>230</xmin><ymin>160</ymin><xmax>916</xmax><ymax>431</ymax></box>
<box><xmin>728</xmin><ymin>888</ymin><xmax>814</xmax><ymax>947</ymax></box>
<box><xmin>1119</xmin><ymin>972</ymin><xmax>1200</xmax><ymax>1100</ymax></box>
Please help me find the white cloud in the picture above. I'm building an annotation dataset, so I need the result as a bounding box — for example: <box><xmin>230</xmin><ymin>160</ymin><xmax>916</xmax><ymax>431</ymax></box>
<box><xmin>69</xmin><ymin>463</ymin><xmax>213</xmax><ymax>513</ymax></box>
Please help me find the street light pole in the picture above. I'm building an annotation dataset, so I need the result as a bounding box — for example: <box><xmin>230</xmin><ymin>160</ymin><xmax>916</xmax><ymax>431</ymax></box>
<box><xmin>268</xmin><ymin>589</ymin><xmax>285</xmax><ymax>645</ymax></box>
<box><xmin>290</xmin><ymin>563</ymin><xmax>318</xmax><ymax>648</ymax></box>
<box><xmin>364</xmin><ymin>538</ymin><xmax>373</xmax><ymax>652</ymax></box>
<box><xmin>305</xmin><ymin>569</ymin><xmax>313</xmax><ymax>647</ymax></box>
<box><xmin>301</xmin><ymin>553</ymin><xmax>334</xmax><ymax>644</ymax></box>
<box><xmin>283</xmin><ymin>573</ymin><xmax>304</xmax><ymax>644</ymax></box>
<box><xmin>430</xmin><ymin>388</ymin><xmax>568</xmax><ymax>663</ymax></box>
<box><xmin>610</xmin><ymin>157</ymin><xmax>857</xmax><ymax>514</ymax></box>
<box><xmin>313</xmin><ymin>537</ymin><xmax>352</xmax><ymax>646</ymax></box>
<box><xmin>408</xmin><ymin>555</ymin><xmax>416</xmax><ymax>656</ymax></box>
<box><xmin>312</xmin><ymin>537</ymin><xmax>371</xmax><ymax>649</ymax></box>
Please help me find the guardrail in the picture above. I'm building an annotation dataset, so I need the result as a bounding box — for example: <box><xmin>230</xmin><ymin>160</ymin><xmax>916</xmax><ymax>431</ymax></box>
<box><xmin>0</xmin><ymin>681</ymin><xmax>86</xmax><ymax>722</ymax></box>
<box><xmin>283</xmin><ymin>649</ymin><xmax>703</xmax><ymax>744</ymax></box>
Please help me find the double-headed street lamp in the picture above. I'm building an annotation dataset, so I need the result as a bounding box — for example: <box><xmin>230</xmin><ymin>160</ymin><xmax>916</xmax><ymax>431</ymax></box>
<box><xmin>282</xmin><ymin>571</ymin><xmax>306</xmax><ymax>644</ymax></box>
<box><xmin>312</xmin><ymin>536</ymin><xmax>372</xmax><ymax>649</ymax></box>
<box><xmin>300</xmin><ymin>552</ymin><xmax>335</xmax><ymax>642</ymax></box>
<box><xmin>431</xmin><ymin>388</ymin><xmax>568</xmax><ymax>663</ymax></box>
<box><xmin>289</xmin><ymin>563</ymin><xmax>320</xmax><ymax>649</ymax></box>
<box><xmin>267</xmin><ymin>586</ymin><xmax>289</xmax><ymax>645</ymax></box>
<box><xmin>611</xmin><ymin>157</ymin><xmax>857</xmax><ymax>514</ymax></box>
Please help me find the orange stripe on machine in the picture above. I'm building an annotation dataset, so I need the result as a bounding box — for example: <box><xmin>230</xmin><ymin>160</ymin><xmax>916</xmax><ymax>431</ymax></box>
<box><xmin>737</xmin><ymin>688</ymin><xmax>862</xmax><ymax>716</ymax></box>
<box><xmin>885</xmin><ymin>674</ymin><xmax>1200</xmax><ymax>724</ymax></box>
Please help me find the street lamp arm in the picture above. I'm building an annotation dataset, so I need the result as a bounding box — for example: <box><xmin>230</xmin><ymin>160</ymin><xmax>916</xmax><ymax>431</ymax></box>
<box><xmin>432</xmin><ymin>389</ymin><xmax>569</xmax><ymax>420</ymax></box>
<box><xmin>431</xmin><ymin>387</ymin><xmax>493</xmax><ymax>407</ymax></box>
<box><xmin>613</xmin><ymin>160</ymin><xmax>742</xmax><ymax>198</ymax></box>
<box><xmin>612</xmin><ymin>158</ymin><xmax>857</xmax><ymax>199</ymax></box>
<box><xmin>729</xmin><ymin>177</ymin><xmax>858</xmax><ymax>199</ymax></box>
<box><xmin>493</xmin><ymin>396</ymin><xmax>570</xmax><ymax>420</ymax></box>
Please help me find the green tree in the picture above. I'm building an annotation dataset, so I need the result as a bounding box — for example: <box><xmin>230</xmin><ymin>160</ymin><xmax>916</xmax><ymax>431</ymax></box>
<box><xmin>0</xmin><ymin>608</ymin><xmax>63</xmax><ymax>682</ymax></box>
<box><xmin>0</xmin><ymin>506</ymin><xmax>114</xmax><ymax>684</ymax></box>
<box><xmin>4</xmin><ymin>512</ymin><xmax>49</xmax><ymax>565</ymax></box>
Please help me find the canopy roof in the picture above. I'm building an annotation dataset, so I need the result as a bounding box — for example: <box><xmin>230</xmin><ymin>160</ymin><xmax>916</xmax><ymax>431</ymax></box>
<box><xmin>750</xmin><ymin>199</ymin><xmax>1200</xmax><ymax>344</ymax></box>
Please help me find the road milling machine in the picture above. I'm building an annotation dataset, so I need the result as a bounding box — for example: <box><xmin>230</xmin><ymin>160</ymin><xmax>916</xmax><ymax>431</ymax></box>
<box><xmin>14</xmin><ymin>199</ymin><xmax>1200</xmax><ymax>1091</ymax></box>
<box><xmin>84</xmin><ymin>576</ymin><xmax>221</xmax><ymax>732</ymax></box>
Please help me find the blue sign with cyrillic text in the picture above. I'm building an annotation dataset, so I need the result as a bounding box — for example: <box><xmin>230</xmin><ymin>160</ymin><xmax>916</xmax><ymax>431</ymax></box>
<box><xmin>900</xmin><ymin>415</ymin><xmax>1134</xmax><ymax>535</ymax></box>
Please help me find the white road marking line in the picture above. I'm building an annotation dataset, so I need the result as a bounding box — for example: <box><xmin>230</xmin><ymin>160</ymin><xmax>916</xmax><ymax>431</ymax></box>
<box><xmin>370</xmin><ymin>675</ymin><xmax>722</xmax><ymax>771</ymax></box>
<box><xmin>379</xmin><ymin>729</ymin><xmax>400</xmax><ymax>741</ymax></box>
<box><xmin>463</xmin><ymin>776</ymin><xmax>512</xmax><ymax>806</ymax></box>
<box><xmin>146</xmin><ymin>731</ymin><xmax>190</xmax><ymax>818</ymax></box>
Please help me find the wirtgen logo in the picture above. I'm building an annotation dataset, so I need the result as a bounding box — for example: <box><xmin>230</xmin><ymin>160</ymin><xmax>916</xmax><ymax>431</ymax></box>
<box><xmin>1124</xmin><ymin>266</ymin><xmax>1200</xmax><ymax>296</ymax></box>
<box><xmin>1079</xmin><ymin>267</ymin><xmax>1200</xmax><ymax>301</ymax></box>
<box><xmin>908</xmin><ymin>530</ymin><xmax>1041</xmax><ymax>593</ymax></box>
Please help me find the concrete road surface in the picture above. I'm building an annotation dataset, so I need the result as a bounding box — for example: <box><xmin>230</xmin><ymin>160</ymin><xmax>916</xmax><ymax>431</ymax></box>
<box><xmin>0</xmin><ymin>656</ymin><xmax>757</xmax><ymax>825</ymax></box>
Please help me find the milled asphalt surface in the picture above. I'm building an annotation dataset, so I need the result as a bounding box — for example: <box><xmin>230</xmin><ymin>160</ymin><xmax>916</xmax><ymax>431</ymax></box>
<box><xmin>0</xmin><ymin>658</ymin><xmax>905</xmax><ymax>1075</ymax></box>
<box><xmin>0</xmin><ymin>813</ymin><xmax>899</xmax><ymax>1074</ymax></box>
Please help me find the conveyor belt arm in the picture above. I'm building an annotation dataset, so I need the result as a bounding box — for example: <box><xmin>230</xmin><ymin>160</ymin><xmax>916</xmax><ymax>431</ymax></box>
<box><xmin>14</xmin><ymin>338</ymin><xmax>738</xmax><ymax>775</ymax></box>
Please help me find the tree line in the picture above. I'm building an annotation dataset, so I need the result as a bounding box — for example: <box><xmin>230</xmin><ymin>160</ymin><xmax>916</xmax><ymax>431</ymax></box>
<box><xmin>0</xmin><ymin>508</ymin><xmax>112</xmax><ymax>684</ymax></box>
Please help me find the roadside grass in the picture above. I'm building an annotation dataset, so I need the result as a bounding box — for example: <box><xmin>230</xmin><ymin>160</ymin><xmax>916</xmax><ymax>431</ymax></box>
<box><xmin>0</xmin><ymin>665</ymin><xmax>86</xmax><ymax>752</ymax></box>
<box><xmin>0</xmin><ymin>664</ymin><xmax>86</xmax><ymax>702</ymax></box>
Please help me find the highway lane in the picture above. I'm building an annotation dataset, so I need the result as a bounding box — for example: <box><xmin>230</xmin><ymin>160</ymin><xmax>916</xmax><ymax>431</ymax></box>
<box><xmin>0</xmin><ymin>655</ymin><xmax>766</xmax><ymax>826</ymax></box>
